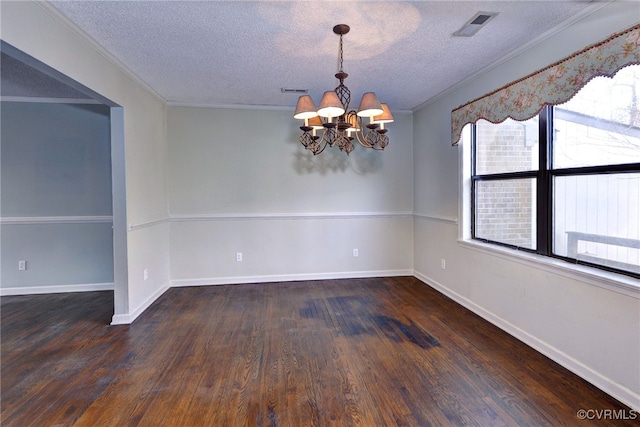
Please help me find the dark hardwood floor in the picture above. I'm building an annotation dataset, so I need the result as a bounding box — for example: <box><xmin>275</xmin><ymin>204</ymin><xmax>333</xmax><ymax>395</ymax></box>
<box><xmin>1</xmin><ymin>277</ymin><xmax>635</xmax><ymax>426</ymax></box>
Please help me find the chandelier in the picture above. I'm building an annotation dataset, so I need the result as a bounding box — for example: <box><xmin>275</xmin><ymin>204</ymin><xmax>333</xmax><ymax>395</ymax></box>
<box><xmin>293</xmin><ymin>24</ymin><xmax>394</xmax><ymax>155</ymax></box>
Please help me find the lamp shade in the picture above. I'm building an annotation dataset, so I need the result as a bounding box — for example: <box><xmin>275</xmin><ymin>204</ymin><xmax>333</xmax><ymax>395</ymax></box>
<box><xmin>317</xmin><ymin>91</ymin><xmax>345</xmax><ymax>118</ymax></box>
<box><xmin>308</xmin><ymin>115</ymin><xmax>324</xmax><ymax>129</ymax></box>
<box><xmin>371</xmin><ymin>103</ymin><xmax>394</xmax><ymax>124</ymax></box>
<box><xmin>293</xmin><ymin>95</ymin><xmax>319</xmax><ymax>120</ymax></box>
<box><xmin>356</xmin><ymin>92</ymin><xmax>383</xmax><ymax>117</ymax></box>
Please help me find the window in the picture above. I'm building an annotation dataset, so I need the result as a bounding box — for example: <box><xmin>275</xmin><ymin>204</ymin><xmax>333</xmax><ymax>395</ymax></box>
<box><xmin>471</xmin><ymin>65</ymin><xmax>640</xmax><ymax>278</ymax></box>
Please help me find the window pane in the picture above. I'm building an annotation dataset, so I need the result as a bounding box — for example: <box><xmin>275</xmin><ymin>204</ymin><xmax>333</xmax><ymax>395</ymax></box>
<box><xmin>475</xmin><ymin>117</ymin><xmax>539</xmax><ymax>175</ymax></box>
<box><xmin>553</xmin><ymin>173</ymin><xmax>640</xmax><ymax>274</ymax></box>
<box><xmin>553</xmin><ymin>65</ymin><xmax>640</xmax><ymax>169</ymax></box>
<box><xmin>475</xmin><ymin>179</ymin><xmax>536</xmax><ymax>249</ymax></box>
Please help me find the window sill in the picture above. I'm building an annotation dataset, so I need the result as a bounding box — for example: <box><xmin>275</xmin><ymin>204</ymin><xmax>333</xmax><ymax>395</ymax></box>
<box><xmin>458</xmin><ymin>239</ymin><xmax>640</xmax><ymax>299</ymax></box>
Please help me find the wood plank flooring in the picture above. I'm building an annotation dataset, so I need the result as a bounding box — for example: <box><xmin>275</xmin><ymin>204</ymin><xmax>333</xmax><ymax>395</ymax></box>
<box><xmin>1</xmin><ymin>277</ymin><xmax>635</xmax><ymax>426</ymax></box>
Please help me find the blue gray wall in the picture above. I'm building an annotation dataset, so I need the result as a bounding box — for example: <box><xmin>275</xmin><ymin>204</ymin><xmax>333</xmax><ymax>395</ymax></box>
<box><xmin>1</xmin><ymin>101</ymin><xmax>114</xmax><ymax>292</ymax></box>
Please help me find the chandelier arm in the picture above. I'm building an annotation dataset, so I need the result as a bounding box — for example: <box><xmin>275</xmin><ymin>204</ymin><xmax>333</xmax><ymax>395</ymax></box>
<box><xmin>313</xmin><ymin>141</ymin><xmax>328</xmax><ymax>155</ymax></box>
<box><xmin>354</xmin><ymin>116</ymin><xmax>375</xmax><ymax>148</ymax></box>
<box><xmin>310</xmin><ymin>127</ymin><xmax>328</xmax><ymax>155</ymax></box>
<box><xmin>344</xmin><ymin>111</ymin><xmax>369</xmax><ymax>148</ymax></box>
<box><xmin>354</xmin><ymin>130</ymin><xmax>372</xmax><ymax>148</ymax></box>
<box><xmin>298</xmin><ymin>126</ymin><xmax>331</xmax><ymax>155</ymax></box>
<box><xmin>321</xmin><ymin>128</ymin><xmax>334</xmax><ymax>153</ymax></box>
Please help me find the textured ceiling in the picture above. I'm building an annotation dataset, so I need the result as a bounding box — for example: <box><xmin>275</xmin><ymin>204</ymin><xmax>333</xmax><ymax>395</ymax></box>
<box><xmin>40</xmin><ymin>1</ymin><xmax>599</xmax><ymax>111</ymax></box>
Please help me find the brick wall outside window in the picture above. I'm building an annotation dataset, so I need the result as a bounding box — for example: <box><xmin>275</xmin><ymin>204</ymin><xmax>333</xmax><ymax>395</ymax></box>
<box><xmin>475</xmin><ymin>121</ymin><xmax>536</xmax><ymax>248</ymax></box>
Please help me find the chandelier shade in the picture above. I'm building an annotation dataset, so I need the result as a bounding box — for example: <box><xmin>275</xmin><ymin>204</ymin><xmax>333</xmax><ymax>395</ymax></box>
<box><xmin>308</xmin><ymin>115</ymin><xmax>324</xmax><ymax>129</ymax></box>
<box><xmin>356</xmin><ymin>92</ymin><xmax>384</xmax><ymax>118</ymax></box>
<box><xmin>308</xmin><ymin>115</ymin><xmax>324</xmax><ymax>136</ymax></box>
<box><xmin>293</xmin><ymin>95</ymin><xmax>319</xmax><ymax>121</ymax></box>
<box><xmin>372</xmin><ymin>103</ymin><xmax>394</xmax><ymax>126</ymax></box>
<box><xmin>293</xmin><ymin>24</ymin><xmax>393</xmax><ymax>155</ymax></box>
<box><xmin>317</xmin><ymin>91</ymin><xmax>345</xmax><ymax>119</ymax></box>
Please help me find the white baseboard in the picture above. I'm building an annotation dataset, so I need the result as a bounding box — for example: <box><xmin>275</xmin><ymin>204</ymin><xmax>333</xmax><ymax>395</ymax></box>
<box><xmin>413</xmin><ymin>270</ymin><xmax>640</xmax><ymax>412</ymax></box>
<box><xmin>110</xmin><ymin>314</ymin><xmax>131</xmax><ymax>325</ymax></box>
<box><xmin>0</xmin><ymin>282</ymin><xmax>114</xmax><ymax>296</ymax></box>
<box><xmin>112</xmin><ymin>271</ymin><xmax>410</xmax><ymax>325</ymax></box>
<box><xmin>110</xmin><ymin>282</ymin><xmax>170</xmax><ymax>325</ymax></box>
<box><xmin>170</xmin><ymin>269</ymin><xmax>414</xmax><ymax>288</ymax></box>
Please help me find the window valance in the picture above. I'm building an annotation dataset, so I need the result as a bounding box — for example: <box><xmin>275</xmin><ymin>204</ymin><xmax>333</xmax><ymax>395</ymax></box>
<box><xmin>451</xmin><ymin>24</ymin><xmax>640</xmax><ymax>146</ymax></box>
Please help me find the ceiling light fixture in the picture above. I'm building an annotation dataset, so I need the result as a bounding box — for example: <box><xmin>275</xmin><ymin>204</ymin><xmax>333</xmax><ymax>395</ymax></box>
<box><xmin>293</xmin><ymin>24</ymin><xmax>393</xmax><ymax>155</ymax></box>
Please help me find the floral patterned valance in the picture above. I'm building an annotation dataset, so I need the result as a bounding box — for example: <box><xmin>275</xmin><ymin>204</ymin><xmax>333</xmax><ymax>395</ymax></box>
<box><xmin>451</xmin><ymin>24</ymin><xmax>640</xmax><ymax>146</ymax></box>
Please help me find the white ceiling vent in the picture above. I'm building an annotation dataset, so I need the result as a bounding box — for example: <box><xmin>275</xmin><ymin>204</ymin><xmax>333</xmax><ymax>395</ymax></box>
<box><xmin>453</xmin><ymin>12</ymin><xmax>498</xmax><ymax>37</ymax></box>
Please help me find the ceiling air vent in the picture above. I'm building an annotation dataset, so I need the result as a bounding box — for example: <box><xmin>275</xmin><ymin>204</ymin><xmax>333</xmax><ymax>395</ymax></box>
<box><xmin>453</xmin><ymin>12</ymin><xmax>498</xmax><ymax>37</ymax></box>
<box><xmin>281</xmin><ymin>88</ymin><xmax>308</xmax><ymax>94</ymax></box>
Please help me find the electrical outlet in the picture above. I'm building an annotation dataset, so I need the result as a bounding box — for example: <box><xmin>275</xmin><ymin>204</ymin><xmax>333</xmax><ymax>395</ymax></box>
<box><xmin>353</xmin><ymin>248</ymin><xmax>359</xmax><ymax>257</ymax></box>
<box><xmin>143</xmin><ymin>269</ymin><xmax>149</xmax><ymax>280</ymax></box>
<box><xmin>441</xmin><ymin>259</ymin><xmax>446</xmax><ymax>270</ymax></box>
<box><xmin>236</xmin><ymin>252</ymin><xmax>243</xmax><ymax>262</ymax></box>
<box><xmin>18</xmin><ymin>260</ymin><xmax>27</xmax><ymax>271</ymax></box>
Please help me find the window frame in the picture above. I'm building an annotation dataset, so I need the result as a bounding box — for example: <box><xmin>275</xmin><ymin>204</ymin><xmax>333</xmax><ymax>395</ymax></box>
<box><xmin>471</xmin><ymin>106</ymin><xmax>640</xmax><ymax>279</ymax></box>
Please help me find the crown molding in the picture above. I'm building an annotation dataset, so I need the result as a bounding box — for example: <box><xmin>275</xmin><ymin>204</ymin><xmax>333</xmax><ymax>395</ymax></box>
<box><xmin>167</xmin><ymin>101</ymin><xmax>414</xmax><ymax>114</ymax></box>
<box><xmin>35</xmin><ymin>1</ymin><xmax>166</xmax><ymax>104</ymax></box>
<box><xmin>166</xmin><ymin>102</ymin><xmax>293</xmax><ymax>111</ymax></box>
